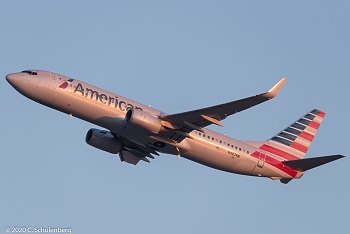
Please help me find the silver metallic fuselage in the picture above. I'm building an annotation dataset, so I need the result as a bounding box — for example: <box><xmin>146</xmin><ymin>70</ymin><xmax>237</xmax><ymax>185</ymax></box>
<box><xmin>6</xmin><ymin>70</ymin><xmax>300</xmax><ymax>179</ymax></box>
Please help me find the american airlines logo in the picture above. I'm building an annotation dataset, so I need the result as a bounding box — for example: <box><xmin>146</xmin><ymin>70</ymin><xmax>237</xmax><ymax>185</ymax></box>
<box><xmin>70</xmin><ymin>82</ymin><xmax>143</xmax><ymax>111</ymax></box>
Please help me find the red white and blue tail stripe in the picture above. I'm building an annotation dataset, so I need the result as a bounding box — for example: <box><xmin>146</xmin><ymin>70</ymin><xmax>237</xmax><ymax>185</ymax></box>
<box><xmin>263</xmin><ymin>109</ymin><xmax>325</xmax><ymax>160</ymax></box>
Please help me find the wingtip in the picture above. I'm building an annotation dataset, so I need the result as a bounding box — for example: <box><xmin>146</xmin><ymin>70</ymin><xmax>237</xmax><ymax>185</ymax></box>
<box><xmin>263</xmin><ymin>78</ymin><xmax>287</xmax><ymax>99</ymax></box>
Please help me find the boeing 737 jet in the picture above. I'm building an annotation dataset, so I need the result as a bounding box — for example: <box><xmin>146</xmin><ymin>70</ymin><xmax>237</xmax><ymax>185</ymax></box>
<box><xmin>6</xmin><ymin>70</ymin><xmax>344</xmax><ymax>184</ymax></box>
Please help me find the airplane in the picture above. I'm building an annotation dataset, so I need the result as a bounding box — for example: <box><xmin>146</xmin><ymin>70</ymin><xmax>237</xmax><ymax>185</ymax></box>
<box><xmin>6</xmin><ymin>69</ymin><xmax>344</xmax><ymax>184</ymax></box>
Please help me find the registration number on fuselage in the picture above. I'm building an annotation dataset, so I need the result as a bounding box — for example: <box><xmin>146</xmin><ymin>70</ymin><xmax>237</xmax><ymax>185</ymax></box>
<box><xmin>228</xmin><ymin>151</ymin><xmax>240</xmax><ymax>158</ymax></box>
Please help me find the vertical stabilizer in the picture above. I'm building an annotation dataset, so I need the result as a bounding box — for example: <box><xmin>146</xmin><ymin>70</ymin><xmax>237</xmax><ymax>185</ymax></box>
<box><xmin>262</xmin><ymin>109</ymin><xmax>325</xmax><ymax>160</ymax></box>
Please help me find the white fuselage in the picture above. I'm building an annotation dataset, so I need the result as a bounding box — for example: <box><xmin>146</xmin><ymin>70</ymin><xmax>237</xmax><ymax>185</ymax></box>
<box><xmin>6</xmin><ymin>70</ymin><xmax>303</xmax><ymax>180</ymax></box>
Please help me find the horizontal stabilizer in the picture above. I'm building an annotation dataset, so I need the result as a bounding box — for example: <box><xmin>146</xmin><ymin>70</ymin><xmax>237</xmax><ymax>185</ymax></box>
<box><xmin>282</xmin><ymin>154</ymin><xmax>345</xmax><ymax>172</ymax></box>
<box><xmin>280</xmin><ymin>178</ymin><xmax>293</xmax><ymax>184</ymax></box>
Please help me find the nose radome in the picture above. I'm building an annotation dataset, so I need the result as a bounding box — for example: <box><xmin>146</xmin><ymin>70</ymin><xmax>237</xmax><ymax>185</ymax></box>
<box><xmin>6</xmin><ymin>73</ymin><xmax>21</xmax><ymax>88</ymax></box>
<box><xmin>6</xmin><ymin>74</ymin><xmax>15</xmax><ymax>84</ymax></box>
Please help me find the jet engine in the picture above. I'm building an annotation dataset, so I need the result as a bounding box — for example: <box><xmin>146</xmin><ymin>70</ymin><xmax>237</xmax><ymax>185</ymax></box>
<box><xmin>125</xmin><ymin>108</ymin><xmax>162</xmax><ymax>133</ymax></box>
<box><xmin>85</xmin><ymin>128</ymin><xmax>122</xmax><ymax>154</ymax></box>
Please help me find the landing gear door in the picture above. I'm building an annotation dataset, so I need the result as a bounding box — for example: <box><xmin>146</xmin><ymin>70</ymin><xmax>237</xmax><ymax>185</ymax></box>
<box><xmin>257</xmin><ymin>152</ymin><xmax>266</xmax><ymax>168</ymax></box>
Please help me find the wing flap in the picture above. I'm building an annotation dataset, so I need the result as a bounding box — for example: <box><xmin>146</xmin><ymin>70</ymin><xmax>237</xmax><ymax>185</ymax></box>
<box><xmin>119</xmin><ymin>151</ymin><xmax>141</xmax><ymax>165</ymax></box>
<box><xmin>116</xmin><ymin>136</ymin><xmax>160</xmax><ymax>165</ymax></box>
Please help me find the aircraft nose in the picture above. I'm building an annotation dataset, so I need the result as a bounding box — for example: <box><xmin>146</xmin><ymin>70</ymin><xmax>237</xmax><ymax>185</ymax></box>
<box><xmin>6</xmin><ymin>73</ymin><xmax>16</xmax><ymax>85</ymax></box>
<box><xmin>6</xmin><ymin>73</ymin><xmax>22</xmax><ymax>89</ymax></box>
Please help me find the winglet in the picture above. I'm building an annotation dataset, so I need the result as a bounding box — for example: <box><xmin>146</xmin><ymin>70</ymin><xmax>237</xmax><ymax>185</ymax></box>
<box><xmin>262</xmin><ymin>78</ymin><xmax>287</xmax><ymax>99</ymax></box>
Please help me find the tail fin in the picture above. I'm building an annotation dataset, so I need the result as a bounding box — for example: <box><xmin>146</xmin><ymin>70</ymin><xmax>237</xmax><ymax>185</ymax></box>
<box><xmin>262</xmin><ymin>109</ymin><xmax>326</xmax><ymax>160</ymax></box>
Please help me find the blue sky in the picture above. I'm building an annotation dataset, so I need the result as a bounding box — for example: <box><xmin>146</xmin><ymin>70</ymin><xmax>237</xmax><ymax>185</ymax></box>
<box><xmin>1</xmin><ymin>1</ymin><xmax>349</xmax><ymax>233</ymax></box>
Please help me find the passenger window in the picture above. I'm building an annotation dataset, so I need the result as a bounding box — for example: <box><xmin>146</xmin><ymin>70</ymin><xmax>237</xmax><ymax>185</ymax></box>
<box><xmin>235</xmin><ymin>146</ymin><xmax>238</xmax><ymax>149</ymax></box>
<box><xmin>227</xmin><ymin>143</ymin><xmax>230</xmax><ymax>147</ymax></box>
<box><xmin>219</xmin><ymin>140</ymin><xmax>222</xmax><ymax>143</ymax></box>
<box><xmin>212</xmin><ymin>137</ymin><xmax>214</xmax><ymax>140</ymax></box>
<box><xmin>247</xmin><ymin>151</ymin><xmax>250</xmax><ymax>154</ymax></box>
<box><xmin>208</xmin><ymin>136</ymin><xmax>210</xmax><ymax>139</ymax></box>
<box><xmin>239</xmin><ymin>148</ymin><xmax>241</xmax><ymax>151</ymax></box>
<box><xmin>224</xmin><ymin>142</ymin><xmax>226</xmax><ymax>145</ymax></box>
<box><xmin>231</xmin><ymin>145</ymin><xmax>234</xmax><ymax>148</ymax></box>
<box><xmin>203</xmin><ymin>134</ymin><xmax>206</xmax><ymax>137</ymax></box>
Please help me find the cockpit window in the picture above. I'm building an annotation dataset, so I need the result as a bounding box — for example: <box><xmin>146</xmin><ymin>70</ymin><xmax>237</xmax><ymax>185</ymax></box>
<box><xmin>21</xmin><ymin>70</ymin><xmax>37</xmax><ymax>75</ymax></box>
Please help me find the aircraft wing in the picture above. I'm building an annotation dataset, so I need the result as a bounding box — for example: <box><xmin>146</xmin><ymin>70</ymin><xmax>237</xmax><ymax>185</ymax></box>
<box><xmin>160</xmin><ymin>78</ymin><xmax>287</xmax><ymax>142</ymax></box>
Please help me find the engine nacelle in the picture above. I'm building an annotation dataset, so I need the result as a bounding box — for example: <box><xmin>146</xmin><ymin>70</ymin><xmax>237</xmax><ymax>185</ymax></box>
<box><xmin>125</xmin><ymin>108</ymin><xmax>162</xmax><ymax>133</ymax></box>
<box><xmin>85</xmin><ymin>128</ymin><xmax>122</xmax><ymax>154</ymax></box>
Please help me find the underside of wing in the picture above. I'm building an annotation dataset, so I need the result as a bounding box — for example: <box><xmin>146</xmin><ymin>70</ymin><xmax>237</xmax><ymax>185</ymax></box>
<box><xmin>117</xmin><ymin>135</ymin><xmax>160</xmax><ymax>165</ymax></box>
<box><xmin>159</xmin><ymin>78</ymin><xmax>287</xmax><ymax>142</ymax></box>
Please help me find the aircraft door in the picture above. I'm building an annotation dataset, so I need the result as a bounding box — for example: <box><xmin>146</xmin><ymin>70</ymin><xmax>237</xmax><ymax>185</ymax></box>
<box><xmin>257</xmin><ymin>152</ymin><xmax>266</xmax><ymax>168</ymax></box>
<box><xmin>48</xmin><ymin>73</ymin><xmax>57</xmax><ymax>88</ymax></box>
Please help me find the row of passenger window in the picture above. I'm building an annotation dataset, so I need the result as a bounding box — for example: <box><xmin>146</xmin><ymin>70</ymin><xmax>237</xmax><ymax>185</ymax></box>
<box><xmin>194</xmin><ymin>131</ymin><xmax>249</xmax><ymax>154</ymax></box>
